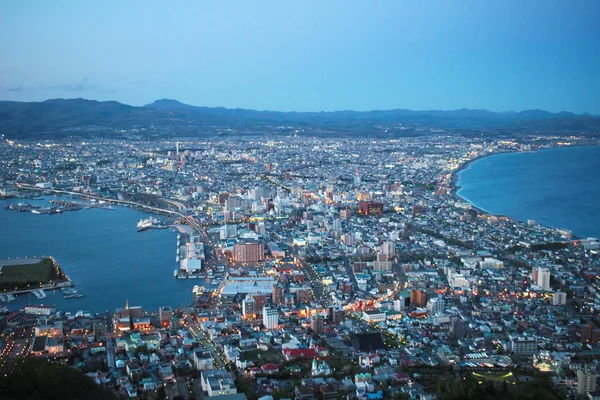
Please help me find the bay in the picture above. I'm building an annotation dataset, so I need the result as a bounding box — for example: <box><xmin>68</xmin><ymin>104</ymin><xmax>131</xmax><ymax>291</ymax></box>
<box><xmin>0</xmin><ymin>196</ymin><xmax>208</xmax><ymax>314</ymax></box>
<box><xmin>457</xmin><ymin>145</ymin><xmax>600</xmax><ymax>239</ymax></box>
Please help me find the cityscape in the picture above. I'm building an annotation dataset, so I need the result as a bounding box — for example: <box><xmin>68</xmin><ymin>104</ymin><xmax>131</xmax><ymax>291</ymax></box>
<box><xmin>0</xmin><ymin>130</ymin><xmax>599</xmax><ymax>400</ymax></box>
<box><xmin>2</xmin><ymin>1</ymin><xmax>600</xmax><ymax>400</ymax></box>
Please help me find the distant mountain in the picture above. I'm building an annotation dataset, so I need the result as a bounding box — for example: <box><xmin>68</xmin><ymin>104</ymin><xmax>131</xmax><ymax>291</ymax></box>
<box><xmin>1</xmin><ymin>98</ymin><xmax>599</xmax><ymax>138</ymax></box>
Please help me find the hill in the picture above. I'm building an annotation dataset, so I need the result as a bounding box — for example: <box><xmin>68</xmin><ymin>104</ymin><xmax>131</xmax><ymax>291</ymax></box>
<box><xmin>1</xmin><ymin>98</ymin><xmax>599</xmax><ymax>138</ymax></box>
<box><xmin>0</xmin><ymin>357</ymin><xmax>117</xmax><ymax>400</ymax></box>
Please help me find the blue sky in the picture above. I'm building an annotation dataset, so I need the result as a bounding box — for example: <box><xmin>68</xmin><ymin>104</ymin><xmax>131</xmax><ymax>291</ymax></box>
<box><xmin>1</xmin><ymin>1</ymin><xmax>599</xmax><ymax>113</ymax></box>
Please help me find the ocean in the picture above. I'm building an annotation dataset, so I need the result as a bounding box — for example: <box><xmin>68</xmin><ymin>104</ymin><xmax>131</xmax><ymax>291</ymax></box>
<box><xmin>457</xmin><ymin>145</ymin><xmax>600</xmax><ymax>239</ymax></box>
<box><xmin>0</xmin><ymin>196</ymin><xmax>208</xmax><ymax>314</ymax></box>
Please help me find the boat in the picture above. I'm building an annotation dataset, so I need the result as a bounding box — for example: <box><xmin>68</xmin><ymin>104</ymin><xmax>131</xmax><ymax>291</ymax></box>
<box><xmin>31</xmin><ymin>209</ymin><xmax>42</xmax><ymax>214</ymax></box>
<box><xmin>7</xmin><ymin>294</ymin><xmax>16</xmax><ymax>302</ymax></box>
<box><xmin>33</xmin><ymin>289</ymin><xmax>47</xmax><ymax>299</ymax></box>
<box><xmin>173</xmin><ymin>269</ymin><xmax>178</xmax><ymax>277</ymax></box>
<box><xmin>137</xmin><ymin>217</ymin><xmax>159</xmax><ymax>232</ymax></box>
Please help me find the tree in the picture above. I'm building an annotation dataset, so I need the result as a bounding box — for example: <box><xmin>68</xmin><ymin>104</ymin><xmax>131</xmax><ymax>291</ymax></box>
<box><xmin>157</xmin><ymin>386</ymin><xmax>166</xmax><ymax>400</ymax></box>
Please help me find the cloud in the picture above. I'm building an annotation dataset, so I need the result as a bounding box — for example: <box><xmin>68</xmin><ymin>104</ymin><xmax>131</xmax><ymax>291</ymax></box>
<box><xmin>42</xmin><ymin>77</ymin><xmax>96</xmax><ymax>92</ymax></box>
<box><xmin>3</xmin><ymin>85</ymin><xmax>24</xmax><ymax>92</ymax></box>
<box><xmin>103</xmin><ymin>88</ymin><xmax>119</xmax><ymax>93</ymax></box>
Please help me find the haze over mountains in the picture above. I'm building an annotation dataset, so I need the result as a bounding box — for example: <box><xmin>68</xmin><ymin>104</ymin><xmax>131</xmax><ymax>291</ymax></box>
<box><xmin>1</xmin><ymin>98</ymin><xmax>599</xmax><ymax>139</ymax></box>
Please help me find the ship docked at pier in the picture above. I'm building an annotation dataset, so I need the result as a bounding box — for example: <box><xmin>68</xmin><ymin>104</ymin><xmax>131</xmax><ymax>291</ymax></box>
<box><xmin>137</xmin><ymin>217</ymin><xmax>159</xmax><ymax>232</ymax></box>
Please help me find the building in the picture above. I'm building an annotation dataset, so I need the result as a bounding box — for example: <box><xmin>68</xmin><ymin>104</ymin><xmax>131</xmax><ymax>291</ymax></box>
<box><xmin>310</xmin><ymin>315</ymin><xmax>324</xmax><ymax>333</ymax></box>
<box><xmin>272</xmin><ymin>284</ymin><xmax>283</xmax><ymax>305</ymax></box>
<box><xmin>581</xmin><ymin>324</ymin><xmax>600</xmax><ymax>344</ymax></box>
<box><xmin>553</xmin><ymin>292</ymin><xmax>567</xmax><ymax>306</ymax></box>
<box><xmin>193</xmin><ymin>350</ymin><xmax>214</xmax><ymax>370</ymax></box>
<box><xmin>200</xmin><ymin>370</ymin><xmax>237</xmax><ymax>397</ymax></box>
<box><xmin>536</xmin><ymin>267</ymin><xmax>551</xmax><ymax>290</ymax></box>
<box><xmin>242</xmin><ymin>296</ymin><xmax>256</xmax><ymax>318</ymax></box>
<box><xmin>341</xmin><ymin>233</ymin><xmax>356</xmax><ymax>247</ymax></box>
<box><xmin>358</xmin><ymin>201</ymin><xmax>384</xmax><ymax>216</ymax></box>
<box><xmin>426</xmin><ymin>297</ymin><xmax>445</xmax><ymax>314</ymax></box>
<box><xmin>577</xmin><ymin>367</ymin><xmax>597</xmax><ymax>395</ymax></box>
<box><xmin>510</xmin><ymin>336</ymin><xmax>537</xmax><ymax>356</ymax></box>
<box><xmin>381</xmin><ymin>241</ymin><xmax>395</xmax><ymax>256</ymax></box>
<box><xmin>23</xmin><ymin>305</ymin><xmax>56</xmax><ymax>316</ymax></box>
<box><xmin>410</xmin><ymin>289</ymin><xmax>428</xmax><ymax>308</ymax></box>
<box><xmin>332</xmin><ymin>218</ymin><xmax>342</xmax><ymax>231</ymax></box>
<box><xmin>362</xmin><ymin>310</ymin><xmax>386</xmax><ymax>323</ymax></box>
<box><xmin>450</xmin><ymin>317</ymin><xmax>466</xmax><ymax>340</ymax></box>
<box><xmin>312</xmin><ymin>358</ymin><xmax>332</xmax><ymax>376</ymax></box>
<box><xmin>263</xmin><ymin>305</ymin><xmax>278</xmax><ymax>329</ymax></box>
<box><xmin>328</xmin><ymin>306</ymin><xmax>345</xmax><ymax>324</ymax></box>
<box><xmin>295</xmin><ymin>288</ymin><xmax>313</xmax><ymax>304</ymax></box>
<box><xmin>340</xmin><ymin>208</ymin><xmax>351</xmax><ymax>220</ymax></box>
<box><xmin>232</xmin><ymin>242</ymin><xmax>265</xmax><ymax>263</ymax></box>
<box><xmin>159</xmin><ymin>306</ymin><xmax>173</xmax><ymax>328</ymax></box>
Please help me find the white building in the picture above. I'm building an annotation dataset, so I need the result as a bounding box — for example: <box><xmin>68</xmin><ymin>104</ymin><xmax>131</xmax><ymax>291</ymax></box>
<box><xmin>577</xmin><ymin>367</ymin><xmax>597</xmax><ymax>395</ymax></box>
<box><xmin>426</xmin><ymin>298</ymin><xmax>445</xmax><ymax>314</ymax></box>
<box><xmin>362</xmin><ymin>310</ymin><xmax>386</xmax><ymax>323</ymax></box>
<box><xmin>536</xmin><ymin>267</ymin><xmax>551</xmax><ymax>291</ymax></box>
<box><xmin>200</xmin><ymin>370</ymin><xmax>237</xmax><ymax>397</ymax></box>
<box><xmin>382</xmin><ymin>241</ymin><xmax>396</xmax><ymax>256</ymax></box>
<box><xmin>510</xmin><ymin>336</ymin><xmax>537</xmax><ymax>356</ymax></box>
<box><xmin>553</xmin><ymin>292</ymin><xmax>567</xmax><ymax>306</ymax></box>
<box><xmin>263</xmin><ymin>305</ymin><xmax>278</xmax><ymax>329</ymax></box>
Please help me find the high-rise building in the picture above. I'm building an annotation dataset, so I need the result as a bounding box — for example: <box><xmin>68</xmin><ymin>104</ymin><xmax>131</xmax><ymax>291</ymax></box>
<box><xmin>263</xmin><ymin>305</ymin><xmax>278</xmax><ymax>329</ymax></box>
<box><xmin>242</xmin><ymin>296</ymin><xmax>256</xmax><ymax>318</ymax></box>
<box><xmin>251</xmin><ymin>294</ymin><xmax>267</xmax><ymax>311</ymax></box>
<box><xmin>450</xmin><ymin>317</ymin><xmax>466</xmax><ymax>340</ymax></box>
<box><xmin>272</xmin><ymin>285</ymin><xmax>283</xmax><ymax>305</ymax></box>
<box><xmin>510</xmin><ymin>336</ymin><xmax>537</xmax><ymax>356</ymax></box>
<box><xmin>232</xmin><ymin>242</ymin><xmax>265</xmax><ymax>263</ymax></box>
<box><xmin>577</xmin><ymin>367</ymin><xmax>597</xmax><ymax>395</ymax></box>
<box><xmin>381</xmin><ymin>241</ymin><xmax>395</xmax><ymax>256</ymax></box>
<box><xmin>426</xmin><ymin>298</ymin><xmax>445</xmax><ymax>314</ymax></box>
<box><xmin>410</xmin><ymin>289</ymin><xmax>428</xmax><ymax>308</ymax></box>
<box><xmin>333</xmin><ymin>218</ymin><xmax>342</xmax><ymax>232</ymax></box>
<box><xmin>553</xmin><ymin>291</ymin><xmax>567</xmax><ymax>305</ymax></box>
<box><xmin>340</xmin><ymin>208</ymin><xmax>351</xmax><ymax>220</ymax></box>
<box><xmin>536</xmin><ymin>267</ymin><xmax>551</xmax><ymax>291</ymax></box>
<box><xmin>341</xmin><ymin>233</ymin><xmax>356</xmax><ymax>247</ymax></box>
<box><xmin>310</xmin><ymin>315</ymin><xmax>324</xmax><ymax>333</ymax></box>
<box><xmin>159</xmin><ymin>306</ymin><xmax>173</xmax><ymax>328</ymax></box>
<box><xmin>249</xmin><ymin>188</ymin><xmax>266</xmax><ymax>201</ymax></box>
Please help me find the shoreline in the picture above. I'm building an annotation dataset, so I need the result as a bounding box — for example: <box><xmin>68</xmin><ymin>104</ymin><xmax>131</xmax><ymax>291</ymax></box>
<box><xmin>447</xmin><ymin>144</ymin><xmax>600</xmax><ymax>240</ymax></box>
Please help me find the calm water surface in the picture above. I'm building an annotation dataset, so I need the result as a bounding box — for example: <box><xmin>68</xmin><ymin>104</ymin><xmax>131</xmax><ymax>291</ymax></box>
<box><xmin>457</xmin><ymin>146</ymin><xmax>600</xmax><ymax>239</ymax></box>
<box><xmin>0</xmin><ymin>197</ymin><xmax>207</xmax><ymax>313</ymax></box>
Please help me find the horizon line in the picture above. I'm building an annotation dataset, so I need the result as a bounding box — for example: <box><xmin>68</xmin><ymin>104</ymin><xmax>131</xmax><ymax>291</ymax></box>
<box><xmin>0</xmin><ymin>96</ymin><xmax>597</xmax><ymax>117</ymax></box>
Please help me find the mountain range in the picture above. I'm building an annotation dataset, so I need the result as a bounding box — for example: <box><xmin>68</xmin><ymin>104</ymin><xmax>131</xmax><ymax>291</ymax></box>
<box><xmin>1</xmin><ymin>98</ymin><xmax>599</xmax><ymax>138</ymax></box>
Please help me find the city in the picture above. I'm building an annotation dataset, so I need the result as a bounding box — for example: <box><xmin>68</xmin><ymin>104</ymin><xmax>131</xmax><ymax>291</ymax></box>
<box><xmin>1</xmin><ymin>132</ymin><xmax>600</xmax><ymax>399</ymax></box>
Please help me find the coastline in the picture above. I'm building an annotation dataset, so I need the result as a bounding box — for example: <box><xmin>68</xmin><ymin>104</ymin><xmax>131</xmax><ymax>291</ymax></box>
<box><xmin>448</xmin><ymin>150</ymin><xmax>508</xmax><ymax>216</ymax></box>
<box><xmin>448</xmin><ymin>145</ymin><xmax>600</xmax><ymax>240</ymax></box>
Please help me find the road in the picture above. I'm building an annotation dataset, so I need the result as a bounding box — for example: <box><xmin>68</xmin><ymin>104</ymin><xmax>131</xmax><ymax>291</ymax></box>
<box><xmin>188</xmin><ymin>324</ymin><xmax>228</xmax><ymax>370</ymax></box>
<box><xmin>294</xmin><ymin>255</ymin><xmax>327</xmax><ymax>301</ymax></box>
<box><xmin>17</xmin><ymin>184</ymin><xmax>205</xmax><ymax>234</ymax></box>
<box><xmin>106</xmin><ymin>337</ymin><xmax>116</xmax><ymax>371</ymax></box>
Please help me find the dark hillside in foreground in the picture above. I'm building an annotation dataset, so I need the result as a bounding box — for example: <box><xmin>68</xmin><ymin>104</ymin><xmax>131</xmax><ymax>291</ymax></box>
<box><xmin>0</xmin><ymin>357</ymin><xmax>117</xmax><ymax>400</ymax></box>
<box><xmin>1</xmin><ymin>98</ymin><xmax>599</xmax><ymax>138</ymax></box>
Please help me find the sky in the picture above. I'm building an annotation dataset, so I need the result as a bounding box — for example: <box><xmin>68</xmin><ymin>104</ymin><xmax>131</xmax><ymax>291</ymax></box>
<box><xmin>1</xmin><ymin>1</ymin><xmax>599</xmax><ymax>113</ymax></box>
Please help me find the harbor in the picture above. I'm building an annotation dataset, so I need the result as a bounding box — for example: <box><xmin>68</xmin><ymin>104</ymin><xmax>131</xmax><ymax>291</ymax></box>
<box><xmin>4</xmin><ymin>198</ymin><xmax>114</xmax><ymax>215</ymax></box>
<box><xmin>0</xmin><ymin>195</ymin><xmax>211</xmax><ymax>313</ymax></box>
